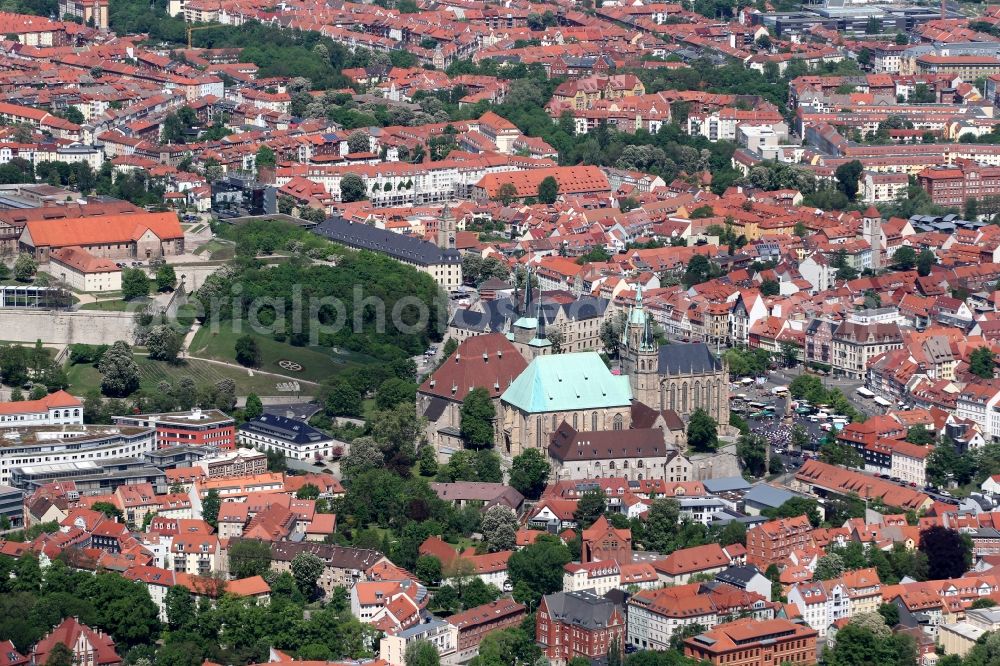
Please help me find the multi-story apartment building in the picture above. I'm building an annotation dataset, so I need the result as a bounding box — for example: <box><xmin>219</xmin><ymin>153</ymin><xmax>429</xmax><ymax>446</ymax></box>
<box><xmin>956</xmin><ymin>382</ymin><xmax>1000</xmax><ymax>442</ymax></box>
<box><xmin>171</xmin><ymin>534</ymin><xmax>220</xmax><ymax>576</ymax></box>
<box><xmin>683</xmin><ymin>618</ymin><xmax>818</xmax><ymax>666</ymax></box>
<box><xmin>890</xmin><ymin>441</ymin><xmax>932</xmax><ymax>487</ymax></box>
<box><xmin>746</xmin><ymin>515</ymin><xmax>812</xmax><ymax>569</ymax></box>
<box><xmin>830</xmin><ymin>321</ymin><xmax>904</xmax><ymax>380</ymax></box>
<box><xmin>192</xmin><ymin>448</ymin><xmax>267</xmax><ymax>478</ymax></box>
<box><xmin>627</xmin><ymin>584</ymin><xmax>777</xmax><ymax>651</ymax></box>
<box><xmin>0</xmin><ymin>390</ymin><xmax>83</xmax><ymax>427</ymax></box>
<box><xmin>0</xmin><ymin>425</ymin><xmax>156</xmax><ymax>487</ymax></box>
<box><xmin>537</xmin><ymin>591</ymin><xmax>625</xmax><ymax>664</ymax></box>
<box><xmin>804</xmin><ymin>318</ymin><xmax>837</xmax><ymax>367</ymax></box>
<box><xmin>266</xmin><ymin>542</ymin><xmax>388</xmax><ymax>597</ymax></box>
<box><xmin>114</xmin><ymin>408</ymin><xmax>236</xmax><ymax>450</ymax></box>
<box><xmin>380</xmin><ymin>618</ymin><xmax>457</xmax><ymax>666</ymax></box>
<box><xmin>447</xmin><ymin>599</ymin><xmax>526</xmax><ymax>663</ymax></box>
<box><xmin>918</xmin><ymin>160</ymin><xmax>1000</xmax><ymax>208</ymax></box>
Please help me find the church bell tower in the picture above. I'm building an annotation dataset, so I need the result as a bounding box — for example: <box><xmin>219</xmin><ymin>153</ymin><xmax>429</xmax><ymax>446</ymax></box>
<box><xmin>438</xmin><ymin>204</ymin><xmax>456</xmax><ymax>250</ymax></box>
<box><xmin>621</xmin><ymin>285</ymin><xmax>659</xmax><ymax>407</ymax></box>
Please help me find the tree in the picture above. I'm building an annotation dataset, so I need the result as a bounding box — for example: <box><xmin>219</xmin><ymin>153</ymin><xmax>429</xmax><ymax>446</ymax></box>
<box><xmin>509</xmin><ymin>448</ymin><xmax>550</xmax><ymax>500</ymax></box>
<box><xmin>917</xmin><ymin>248</ymin><xmax>936</xmax><ymax>276</ymax></box>
<box><xmin>791</xmin><ymin>424</ymin><xmax>811</xmax><ymax>451</ymax></box>
<box><xmin>460</xmin><ymin>387</ymin><xmax>494</xmax><ymax>449</ymax></box>
<box><xmin>814</xmin><ymin>552</ymin><xmax>845</xmax><ymax>580</ymax></box>
<box><xmin>878</xmin><ymin>602</ymin><xmax>900</xmax><ymax>627</ymax></box>
<box><xmin>737</xmin><ymin>433</ymin><xmax>767</xmax><ymax>477</ymax></box>
<box><xmin>227</xmin><ymin>539</ymin><xmax>272</xmax><ymax>579</ymax></box>
<box><xmin>44</xmin><ymin>643</ymin><xmax>73</xmax><ymax>666</ymax></box>
<box><xmin>340</xmin><ymin>436</ymin><xmax>384</xmax><ymax>482</ymax></box>
<box><xmin>404</xmin><ymin>640</ymin><xmax>440</xmax><ymax>666</ymax></box>
<box><xmin>759</xmin><ymin>278</ymin><xmax>779</xmax><ymax>296</ymax></box>
<box><xmin>121</xmin><ymin>268</ymin><xmax>150</xmax><ymax>301</ymax></box>
<box><xmin>290</xmin><ymin>551</ymin><xmax>324</xmax><ymax>598</ymax></box>
<box><xmin>600</xmin><ymin>311</ymin><xmax>627</xmax><ymax>358</ymax></box>
<box><xmin>202</xmin><ymin>489</ymin><xmax>221</xmax><ymax>527</ymax></box>
<box><xmin>762</xmin><ymin>496</ymin><xmax>822</xmax><ymax>527</ymax></box>
<box><xmin>146</xmin><ymin>325</ymin><xmax>182</xmax><ymax>363</ymax></box>
<box><xmin>823</xmin><ymin>620</ymin><xmax>917</xmax><ymax>666</ymax></box>
<box><xmin>415</xmin><ymin>555</ymin><xmax>441</xmax><ymax>585</ymax></box>
<box><xmin>971</xmin><ymin>346</ymin><xmax>995</xmax><ymax>379</ymax></box>
<box><xmin>235</xmin><ymin>335</ymin><xmax>262</xmax><ymax>368</ymax></box>
<box><xmin>507</xmin><ymin>534</ymin><xmax>571</xmax><ymax>606</ymax></box>
<box><xmin>244</xmin><ymin>394</ymin><xmax>263</xmax><ymax>421</ymax></box>
<box><xmin>835</xmin><ymin>160</ymin><xmax>863</xmax><ymax>201</ymax></box>
<box><xmin>972</xmin><ymin>597</ymin><xmax>997</xmax><ymax>609</ymax></box>
<box><xmin>98</xmin><ymin>341</ymin><xmax>140</xmax><ymax>397</ymax></box>
<box><xmin>644</xmin><ymin>497</ymin><xmax>681</xmax><ymax>553</ymax></box>
<box><xmin>537</xmin><ymin>176</ymin><xmax>559</xmax><ymax>204</ymax></box>
<box><xmin>296</xmin><ymin>483</ymin><xmax>320</xmax><ymax>500</ymax></box>
<box><xmin>165</xmin><ymin>584</ymin><xmax>196</xmax><ymax>631</ymax></box>
<box><xmin>567</xmin><ymin>489</ymin><xmax>607</xmax><ymax>532</ymax></box>
<box><xmin>255</xmin><ymin>145</ymin><xmax>276</xmax><ymax>168</ymax></box>
<box><xmin>892</xmin><ymin>246</ymin><xmax>916</xmax><ymax>270</ymax></box>
<box><xmin>375</xmin><ymin>378</ymin><xmax>417</xmax><ymax>410</ymax></box>
<box><xmin>92</xmin><ymin>501</ymin><xmax>124</xmax><ymax>521</ymax></box>
<box><xmin>481</xmin><ymin>505</ymin><xmax>518</xmax><ymax>552</ymax></box>
<box><xmin>905</xmin><ymin>425</ymin><xmax>934</xmax><ymax>445</ymax></box>
<box><xmin>161</xmin><ymin>112</ymin><xmax>184</xmax><ymax>144</ymax></box>
<box><xmin>687</xmin><ymin>408</ymin><xmax>718</xmax><ymax>452</ymax></box>
<box><xmin>919</xmin><ymin>525</ymin><xmax>972</xmax><ymax>580</ymax></box>
<box><xmin>212</xmin><ymin>378</ymin><xmax>237</xmax><ymax>412</ymax></box>
<box><xmin>13</xmin><ymin>253</ymin><xmax>35</xmax><ymax>282</ymax></box>
<box><xmin>966</xmin><ymin>197</ymin><xmax>980</xmax><ymax>221</ymax></box>
<box><xmin>155</xmin><ymin>264</ymin><xmax>177</xmax><ymax>292</ymax></box>
<box><xmin>347</xmin><ymin>131</ymin><xmax>370</xmax><ymax>154</ymax></box>
<box><xmin>495</xmin><ymin>182</ymin><xmax>518</xmax><ymax>205</ymax></box>
<box><xmin>324</xmin><ymin>379</ymin><xmax>361</xmax><ymax>416</ymax></box>
<box><xmin>340</xmin><ymin>173</ymin><xmax>367</xmax><ymax>202</ymax></box>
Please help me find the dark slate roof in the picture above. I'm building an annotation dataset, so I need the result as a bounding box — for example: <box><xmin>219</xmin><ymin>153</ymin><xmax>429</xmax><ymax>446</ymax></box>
<box><xmin>422</xmin><ymin>396</ymin><xmax>448</xmax><ymax>421</ymax></box>
<box><xmin>542</xmin><ymin>590</ymin><xmax>618</xmax><ymax>630</ymax></box>
<box><xmin>449</xmin><ymin>293</ymin><xmax>610</xmax><ymax>333</ymax></box>
<box><xmin>313</xmin><ymin>216</ymin><xmax>461</xmax><ymax>267</ymax></box>
<box><xmin>743</xmin><ymin>484</ymin><xmax>795</xmax><ymax>509</ymax></box>
<box><xmin>657</xmin><ymin>342</ymin><xmax>723</xmax><ymax>375</ymax></box>
<box><xmin>265</xmin><ymin>540</ymin><xmax>385</xmax><ymax>569</ymax></box>
<box><xmin>715</xmin><ymin>565</ymin><xmax>764</xmax><ymax>588</ymax></box>
<box><xmin>238</xmin><ymin>414</ymin><xmax>331</xmax><ymax>445</ymax></box>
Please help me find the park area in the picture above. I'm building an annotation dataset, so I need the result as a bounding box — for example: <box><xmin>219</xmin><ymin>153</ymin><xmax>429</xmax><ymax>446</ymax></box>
<box><xmin>66</xmin><ymin>354</ymin><xmax>315</xmax><ymax>397</ymax></box>
<box><xmin>187</xmin><ymin>327</ymin><xmax>374</xmax><ymax>385</ymax></box>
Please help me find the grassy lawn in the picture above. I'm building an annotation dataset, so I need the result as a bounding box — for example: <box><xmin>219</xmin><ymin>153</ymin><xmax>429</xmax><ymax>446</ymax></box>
<box><xmin>66</xmin><ymin>355</ymin><xmax>319</xmax><ymax>396</ymax></box>
<box><xmin>192</xmin><ymin>239</ymin><xmax>235</xmax><ymax>261</ymax></box>
<box><xmin>79</xmin><ymin>297</ymin><xmax>148</xmax><ymax>311</ymax></box>
<box><xmin>188</xmin><ymin>327</ymin><xmax>373</xmax><ymax>384</ymax></box>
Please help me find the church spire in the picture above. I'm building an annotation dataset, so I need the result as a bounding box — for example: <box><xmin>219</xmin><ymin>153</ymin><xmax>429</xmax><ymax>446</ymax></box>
<box><xmin>522</xmin><ymin>266</ymin><xmax>532</xmax><ymax>316</ymax></box>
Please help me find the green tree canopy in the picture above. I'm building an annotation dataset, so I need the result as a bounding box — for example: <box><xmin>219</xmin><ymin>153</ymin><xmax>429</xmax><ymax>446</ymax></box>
<box><xmin>459</xmin><ymin>387</ymin><xmax>495</xmax><ymax>449</ymax></box>
<box><xmin>686</xmin><ymin>408</ymin><xmax>718</xmax><ymax>451</ymax></box>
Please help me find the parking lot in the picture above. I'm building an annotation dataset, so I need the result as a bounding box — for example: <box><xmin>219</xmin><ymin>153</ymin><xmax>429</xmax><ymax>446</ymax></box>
<box><xmin>736</xmin><ymin>375</ymin><xmax>961</xmax><ymax>504</ymax></box>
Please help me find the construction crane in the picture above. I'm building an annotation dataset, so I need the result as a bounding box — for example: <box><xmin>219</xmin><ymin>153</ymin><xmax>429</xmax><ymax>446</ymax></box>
<box><xmin>186</xmin><ymin>24</ymin><xmax>217</xmax><ymax>49</ymax></box>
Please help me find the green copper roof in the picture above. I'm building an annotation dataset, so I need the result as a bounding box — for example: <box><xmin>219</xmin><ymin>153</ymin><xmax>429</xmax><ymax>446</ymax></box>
<box><xmin>513</xmin><ymin>316</ymin><xmax>537</xmax><ymax>330</ymax></box>
<box><xmin>501</xmin><ymin>352</ymin><xmax>633</xmax><ymax>413</ymax></box>
<box><xmin>528</xmin><ymin>337</ymin><xmax>552</xmax><ymax>348</ymax></box>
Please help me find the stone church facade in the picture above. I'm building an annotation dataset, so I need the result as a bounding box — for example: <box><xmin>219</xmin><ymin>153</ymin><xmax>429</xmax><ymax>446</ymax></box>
<box><xmin>620</xmin><ymin>289</ymin><xmax>729</xmax><ymax>427</ymax></box>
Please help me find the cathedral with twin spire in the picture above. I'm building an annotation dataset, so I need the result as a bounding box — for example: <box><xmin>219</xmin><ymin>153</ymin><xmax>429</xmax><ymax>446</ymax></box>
<box><xmin>620</xmin><ymin>286</ymin><xmax>730</xmax><ymax>427</ymax></box>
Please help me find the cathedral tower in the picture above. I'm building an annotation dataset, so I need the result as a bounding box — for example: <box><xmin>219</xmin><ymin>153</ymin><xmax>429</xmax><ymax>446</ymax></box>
<box><xmin>621</xmin><ymin>285</ymin><xmax>659</xmax><ymax>407</ymax></box>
